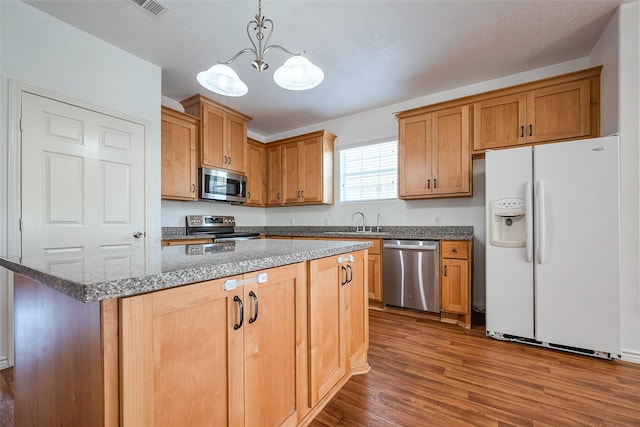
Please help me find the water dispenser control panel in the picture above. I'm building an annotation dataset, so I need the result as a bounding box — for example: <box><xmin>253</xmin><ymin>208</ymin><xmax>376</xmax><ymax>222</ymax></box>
<box><xmin>492</xmin><ymin>198</ymin><xmax>526</xmax><ymax>216</ymax></box>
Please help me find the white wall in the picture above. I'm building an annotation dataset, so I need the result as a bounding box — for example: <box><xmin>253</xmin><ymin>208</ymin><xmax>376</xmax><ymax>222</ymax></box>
<box><xmin>0</xmin><ymin>0</ymin><xmax>162</xmax><ymax>367</ymax></box>
<box><xmin>589</xmin><ymin>2</ymin><xmax>640</xmax><ymax>363</ymax></box>
<box><xmin>617</xmin><ymin>2</ymin><xmax>640</xmax><ymax>363</ymax></box>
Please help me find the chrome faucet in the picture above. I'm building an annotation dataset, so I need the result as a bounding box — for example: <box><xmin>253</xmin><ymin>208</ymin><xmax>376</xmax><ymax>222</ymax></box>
<box><xmin>351</xmin><ymin>211</ymin><xmax>366</xmax><ymax>232</ymax></box>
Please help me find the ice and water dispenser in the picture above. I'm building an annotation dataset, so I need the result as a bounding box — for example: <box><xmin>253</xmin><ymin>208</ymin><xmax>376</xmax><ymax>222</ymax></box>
<box><xmin>490</xmin><ymin>198</ymin><xmax>526</xmax><ymax>247</ymax></box>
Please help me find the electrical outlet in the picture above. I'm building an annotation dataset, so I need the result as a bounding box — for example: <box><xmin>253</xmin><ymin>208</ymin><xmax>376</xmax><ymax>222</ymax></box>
<box><xmin>434</xmin><ymin>215</ymin><xmax>442</xmax><ymax>225</ymax></box>
<box><xmin>289</xmin><ymin>218</ymin><xmax>294</xmax><ymax>225</ymax></box>
<box><xmin>323</xmin><ymin>218</ymin><xmax>329</xmax><ymax>225</ymax></box>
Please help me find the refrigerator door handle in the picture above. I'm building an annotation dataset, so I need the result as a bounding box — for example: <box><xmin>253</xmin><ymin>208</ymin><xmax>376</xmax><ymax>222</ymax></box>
<box><xmin>525</xmin><ymin>180</ymin><xmax>533</xmax><ymax>263</ymax></box>
<box><xmin>536</xmin><ymin>180</ymin><xmax>547</xmax><ymax>264</ymax></box>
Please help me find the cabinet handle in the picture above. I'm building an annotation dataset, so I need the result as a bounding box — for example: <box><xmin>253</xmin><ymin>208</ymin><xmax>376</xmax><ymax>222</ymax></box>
<box><xmin>520</xmin><ymin>126</ymin><xmax>524</xmax><ymax>138</ymax></box>
<box><xmin>224</xmin><ymin>155</ymin><xmax>227</xmax><ymax>164</ymax></box>
<box><xmin>277</xmin><ymin>192</ymin><xmax>280</xmax><ymax>200</ymax></box>
<box><xmin>444</xmin><ymin>265</ymin><xmax>448</xmax><ymax>277</ymax></box>
<box><xmin>297</xmin><ymin>190</ymin><xmax>301</xmax><ymax>198</ymax></box>
<box><xmin>247</xmin><ymin>191</ymin><xmax>251</xmax><ymax>199</ymax></box>
<box><xmin>248</xmin><ymin>291</ymin><xmax>259</xmax><ymax>324</ymax></box>
<box><xmin>346</xmin><ymin>264</ymin><xmax>353</xmax><ymax>284</ymax></box>
<box><xmin>301</xmin><ymin>190</ymin><xmax>304</xmax><ymax>198</ymax></box>
<box><xmin>451</xmin><ymin>247</ymin><xmax>458</xmax><ymax>253</ymax></box>
<box><xmin>340</xmin><ymin>265</ymin><xmax>348</xmax><ymax>286</ymax></box>
<box><xmin>427</xmin><ymin>179</ymin><xmax>431</xmax><ymax>189</ymax></box>
<box><xmin>233</xmin><ymin>296</ymin><xmax>244</xmax><ymax>330</ymax></box>
<box><xmin>529</xmin><ymin>125</ymin><xmax>533</xmax><ymax>137</ymax></box>
<box><xmin>228</xmin><ymin>156</ymin><xmax>231</xmax><ymax>165</ymax></box>
<box><xmin>434</xmin><ymin>178</ymin><xmax>437</xmax><ymax>189</ymax></box>
<box><xmin>191</xmin><ymin>184</ymin><xmax>195</xmax><ymax>193</ymax></box>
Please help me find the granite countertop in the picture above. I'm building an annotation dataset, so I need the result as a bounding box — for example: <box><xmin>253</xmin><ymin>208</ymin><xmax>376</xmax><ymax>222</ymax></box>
<box><xmin>0</xmin><ymin>239</ymin><xmax>371</xmax><ymax>303</ymax></box>
<box><xmin>162</xmin><ymin>226</ymin><xmax>474</xmax><ymax>241</ymax></box>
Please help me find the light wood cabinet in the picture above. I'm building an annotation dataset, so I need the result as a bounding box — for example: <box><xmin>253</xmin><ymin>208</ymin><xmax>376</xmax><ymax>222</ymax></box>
<box><xmin>398</xmin><ymin>105</ymin><xmax>472</xmax><ymax>199</ymax></box>
<box><xmin>473</xmin><ymin>70</ymin><xmax>599</xmax><ymax>152</ymax></box>
<box><xmin>267</xmin><ymin>130</ymin><xmax>335</xmax><ymax>206</ymax></box>
<box><xmin>366</xmin><ymin>239</ymin><xmax>382</xmax><ymax>302</ymax></box>
<box><xmin>181</xmin><ymin>94</ymin><xmax>251</xmax><ymax>175</ymax></box>
<box><xmin>246</xmin><ymin>138</ymin><xmax>267</xmax><ymax>206</ymax></box>
<box><xmin>120</xmin><ymin>262</ymin><xmax>307</xmax><ymax>426</ymax></box>
<box><xmin>308</xmin><ymin>250</ymin><xmax>368</xmax><ymax>406</ymax></box>
<box><xmin>161</xmin><ymin>106</ymin><xmax>199</xmax><ymax>201</ymax></box>
<box><xmin>440</xmin><ymin>240</ymin><xmax>471</xmax><ymax>329</ymax></box>
<box><xmin>267</xmin><ymin>144</ymin><xmax>283</xmax><ymax>205</ymax></box>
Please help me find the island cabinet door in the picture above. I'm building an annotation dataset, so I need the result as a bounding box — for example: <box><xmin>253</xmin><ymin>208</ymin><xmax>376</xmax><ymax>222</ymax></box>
<box><xmin>120</xmin><ymin>276</ymin><xmax>245</xmax><ymax>427</ymax></box>
<box><xmin>345</xmin><ymin>250</ymin><xmax>369</xmax><ymax>372</ymax></box>
<box><xmin>308</xmin><ymin>255</ymin><xmax>348</xmax><ymax>406</ymax></box>
<box><xmin>242</xmin><ymin>262</ymin><xmax>308</xmax><ymax>426</ymax></box>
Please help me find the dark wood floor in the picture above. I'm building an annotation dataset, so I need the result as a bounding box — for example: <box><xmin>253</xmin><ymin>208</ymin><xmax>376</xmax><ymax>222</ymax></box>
<box><xmin>2</xmin><ymin>311</ymin><xmax>640</xmax><ymax>426</ymax></box>
<box><xmin>311</xmin><ymin>310</ymin><xmax>640</xmax><ymax>426</ymax></box>
<box><xmin>0</xmin><ymin>367</ymin><xmax>13</xmax><ymax>427</ymax></box>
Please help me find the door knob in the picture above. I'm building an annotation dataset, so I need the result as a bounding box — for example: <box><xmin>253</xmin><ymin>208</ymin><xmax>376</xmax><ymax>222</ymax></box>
<box><xmin>133</xmin><ymin>231</ymin><xmax>144</xmax><ymax>238</ymax></box>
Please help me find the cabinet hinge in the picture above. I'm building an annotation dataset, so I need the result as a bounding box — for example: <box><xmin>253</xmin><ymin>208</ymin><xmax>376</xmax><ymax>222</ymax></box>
<box><xmin>19</xmin><ymin>218</ymin><xmax>24</xmax><ymax>231</ymax></box>
<box><xmin>19</xmin><ymin>118</ymin><xmax>23</xmax><ymax>132</ymax></box>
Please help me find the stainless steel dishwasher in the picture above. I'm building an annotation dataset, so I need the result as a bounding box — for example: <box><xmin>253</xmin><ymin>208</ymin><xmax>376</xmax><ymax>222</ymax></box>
<box><xmin>382</xmin><ymin>240</ymin><xmax>440</xmax><ymax>312</ymax></box>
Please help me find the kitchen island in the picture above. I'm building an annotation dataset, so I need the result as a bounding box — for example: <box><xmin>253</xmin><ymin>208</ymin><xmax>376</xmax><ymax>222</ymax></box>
<box><xmin>0</xmin><ymin>239</ymin><xmax>372</xmax><ymax>426</ymax></box>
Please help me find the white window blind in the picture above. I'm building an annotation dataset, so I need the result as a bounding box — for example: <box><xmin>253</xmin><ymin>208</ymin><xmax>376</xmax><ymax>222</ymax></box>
<box><xmin>340</xmin><ymin>141</ymin><xmax>398</xmax><ymax>202</ymax></box>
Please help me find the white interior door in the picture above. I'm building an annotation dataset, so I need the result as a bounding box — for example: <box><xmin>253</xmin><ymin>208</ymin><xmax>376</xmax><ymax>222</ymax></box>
<box><xmin>21</xmin><ymin>92</ymin><xmax>146</xmax><ymax>254</ymax></box>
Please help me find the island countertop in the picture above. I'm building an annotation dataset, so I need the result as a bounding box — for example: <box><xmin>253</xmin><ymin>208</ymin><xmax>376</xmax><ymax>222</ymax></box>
<box><xmin>0</xmin><ymin>239</ymin><xmax>372</xmax><ymax>303</ymax></box>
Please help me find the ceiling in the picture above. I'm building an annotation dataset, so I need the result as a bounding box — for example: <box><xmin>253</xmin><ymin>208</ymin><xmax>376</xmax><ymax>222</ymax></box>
<box><xmin>24</xmin><ymin>0</ymin><xmax>625</xmax><ymax>138</ymax></box>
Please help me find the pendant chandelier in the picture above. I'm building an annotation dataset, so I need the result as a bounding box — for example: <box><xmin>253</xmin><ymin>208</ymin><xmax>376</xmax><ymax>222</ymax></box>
<box><xmin>197</xmin><ymin>0</ymin><xmax>324</xmax><ymax>97</ymax></box>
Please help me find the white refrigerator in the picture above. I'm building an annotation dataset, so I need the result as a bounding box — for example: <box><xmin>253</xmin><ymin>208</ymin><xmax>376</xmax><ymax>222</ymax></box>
<box><xmin>485</xmin><ymin>136</ymin><xmax>621</xmax><ymax>359</ymax></box>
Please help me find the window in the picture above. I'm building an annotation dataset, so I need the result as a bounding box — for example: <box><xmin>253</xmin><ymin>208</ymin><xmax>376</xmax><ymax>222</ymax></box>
<box><xmin>339</xmin><ymin>140</ymin><xmax>398</xmax><ymax>202</ymax></box>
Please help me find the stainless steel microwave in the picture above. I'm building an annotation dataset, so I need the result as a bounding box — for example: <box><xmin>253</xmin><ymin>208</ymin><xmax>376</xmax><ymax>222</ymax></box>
<box><xmin>199</xmin><ymin>167</ymin><xmax>247</xmax><ymax>203</ymax></box>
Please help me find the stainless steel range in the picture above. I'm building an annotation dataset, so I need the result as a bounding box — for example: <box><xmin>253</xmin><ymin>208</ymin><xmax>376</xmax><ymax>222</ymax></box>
<box><xmin>185</xmin><ymin>215</ymin><xmax>260</xmax><ymax>241</ymax></box>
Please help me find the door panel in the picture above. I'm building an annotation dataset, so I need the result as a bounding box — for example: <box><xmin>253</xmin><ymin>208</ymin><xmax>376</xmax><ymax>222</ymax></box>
<box><xmin>485</xmin><ymin>146</ymin><xmax>534</xmax><ymax>339</ymax></box>
<box><xmin>533</xmin><ymin>137</ymin><xmax>620</xmax><ymax>354</ymax></box>
<box><xmin>432</xmin><ymin>106</ymin><xmax>470</xmax><ymax>194</ymax></box>
<box><xmin>21</xmin><ymin>92</ymin><xmax>146</xmax><ymax>253</ymax></box>
<box><xmin>473</xmin><ymin>93</ymin><xmax>527</xmax><ymax>150</ymax></box>
<box><xmin>399</xmin><ymin>113</ymin><xmax>431</xmax><ymax>196</ymax></box>
<box><xmin>527</xmin><ymin>80</ymin><xmax>591</xmax><ymax>143</ymax></box>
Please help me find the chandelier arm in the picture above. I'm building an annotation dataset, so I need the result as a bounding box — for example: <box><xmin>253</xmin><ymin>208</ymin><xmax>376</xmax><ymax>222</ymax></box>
<box><xmin>219</xmin><ymin>48</ymin><xmax>257</xmax><ymax>65</ymax></box>
<box><xmin>263</xmin><ymin>44</ymin><xmax>305</xmax><ymax>57</ymax></box>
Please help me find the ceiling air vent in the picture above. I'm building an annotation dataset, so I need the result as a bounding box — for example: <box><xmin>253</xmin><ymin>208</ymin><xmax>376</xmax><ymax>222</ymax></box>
<box><xmin>130</xmin><ymin>0</ymin><xmax>168</xmax><ymax>17</ymax></box>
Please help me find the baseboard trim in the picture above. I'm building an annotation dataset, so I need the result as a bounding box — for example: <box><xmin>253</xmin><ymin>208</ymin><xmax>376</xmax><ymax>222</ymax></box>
<box><xmin>621</xmin><ymin>349</ymin><xmax>640</xmax><ymax>364</ymax></box>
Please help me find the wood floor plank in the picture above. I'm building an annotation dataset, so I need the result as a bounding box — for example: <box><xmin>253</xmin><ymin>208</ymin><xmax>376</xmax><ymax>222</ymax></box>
<box><xmin>311</xmin><ymin>310</ymin><xmax>640</xmax><ymax>427</ymax></box>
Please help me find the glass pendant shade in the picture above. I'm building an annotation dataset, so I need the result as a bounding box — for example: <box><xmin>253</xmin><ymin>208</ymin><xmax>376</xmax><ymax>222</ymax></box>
<box><xmin>197</xmin><ymin>64</ymin><xmax>248</xmax><ymax>97</ymax></box>
<box><xmin>273</xmin><ymin>56</ymin><xmax>324</xmax><ymax>91</ymax></box>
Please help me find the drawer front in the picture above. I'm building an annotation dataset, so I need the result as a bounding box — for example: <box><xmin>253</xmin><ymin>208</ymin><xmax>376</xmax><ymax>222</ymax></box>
<box><xmin>368</xmin><ymin>239</ymin><xmax>381</xmax><ymax>255</ymax></box>
<box><xmin>441</xmin><ymin>241</ymin><xmax>469</xmax><ymax>259</ymax></box>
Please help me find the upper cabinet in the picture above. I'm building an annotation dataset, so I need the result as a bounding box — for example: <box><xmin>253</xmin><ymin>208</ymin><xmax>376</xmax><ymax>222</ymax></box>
<box><xmin>395</xmin><ymin>66</ymin><xmax>601</xmax><ymax>200</ymax></box>
<box><xmin>267</xmin><ymin>130</ymin><xmax>336</xmax><ymax>206</ymax></box>
<box><xmin>245</xmin><ymin>138</ymin><xmax>267</xmax><ymax>206</ymax></box>
<box><xmin>472</xmin><ymin>67</ymin><xmax>600</xmax><ymax>152</ymax></box>
<box><xmin>398</xmin><ymin>105</ymin><xmax>472</xmax><ymax>199</ymax></box>
<box><xmin>474</xmin><ymin>79</ymin><xmax>593</xmax><ymax>150</ymax></box>
<box><xmin>161</xmin><ymin>106</ymin><xmax>199</xmax><ymax>201</ymax></box>
<box><xmin>181</xmin><ymin>94</ymin><xmax>251</xmax><ymax>175</ymax></box>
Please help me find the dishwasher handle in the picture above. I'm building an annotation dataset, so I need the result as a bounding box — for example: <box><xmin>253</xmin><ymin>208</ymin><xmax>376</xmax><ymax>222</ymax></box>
<box><xmin>383</xmin><ymin>242</ymin><xmax>438</xmax><ymax>251</ymax></box>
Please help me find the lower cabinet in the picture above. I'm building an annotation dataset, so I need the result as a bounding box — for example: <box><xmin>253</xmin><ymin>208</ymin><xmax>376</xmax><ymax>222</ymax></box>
<box><xmin>366</xmin><ymin>240</ymin><xmax>382</xmax><ymax>301</ymax></box>
<box><xmin>440</xmin><ymin>240</ymin><xmax>472</xmax><ymax>329</ymax></box>
<box><xmin>118</xmin><ymin>251</ymin><xmax>369</xmax><ymax>426</ymax></box>
<box><xmin>120</xmin><ymin>262</ymin><xmax>307</xmax><ymax>426</ymax></box>
<box><xmin>308</xmin><ymin>250</ymin><xmax>368</xmax><ymax>406</ymax></box>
